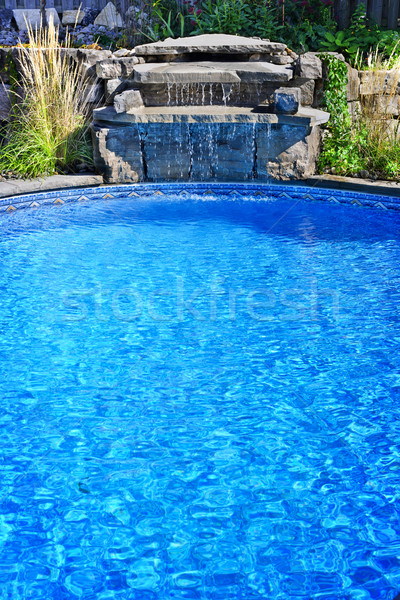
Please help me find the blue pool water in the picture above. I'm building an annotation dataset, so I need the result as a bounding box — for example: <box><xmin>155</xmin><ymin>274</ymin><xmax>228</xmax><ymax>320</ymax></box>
<box><xmin>0</xmin><ymin>191</ymin><xmax>400</xmax><ymax>599</ymax></box>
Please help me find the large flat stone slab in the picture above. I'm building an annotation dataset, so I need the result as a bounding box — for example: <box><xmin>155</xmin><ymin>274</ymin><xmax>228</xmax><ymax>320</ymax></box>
<box><xmin>135</xmin><ymin>34</ymin><xmax>286</xmax><ymax>56</ymax></box>
<box><xmin>133</xmin><ymin>61</ymin><xmax>293</xmax><ymax>85</ymax></box>
<box><xmin>93</xmin><ymin>105</ymin><xmax>329</xmax><ymax>126</ymax></box>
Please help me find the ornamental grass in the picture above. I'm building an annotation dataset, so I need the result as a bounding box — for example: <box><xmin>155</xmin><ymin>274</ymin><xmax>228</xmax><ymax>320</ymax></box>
<box><xmin>0</xmin><ymin>16</ymin><xmax>93</xmax><ymax>178</ymax></box>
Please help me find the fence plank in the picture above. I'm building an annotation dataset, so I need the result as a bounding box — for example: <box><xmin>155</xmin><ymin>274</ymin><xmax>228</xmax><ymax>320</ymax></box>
<box><xmin>369</xmin><ymin>0</ymin><xmax>384</xmax><ymax>23</ymax></box>
<box><xmin>335</xmin><ymin>0</ymin><xmax>351</xmax><ymax>28</ymax></box>
<box><xmin>387</xmin><ymin>0</ymin><xmax>399</xmax><ymax>28</ymax></box>
<box><xmin>0</xmin><ymin>0</ymin><xmax>397</xmax><ymax>30</ymax></box>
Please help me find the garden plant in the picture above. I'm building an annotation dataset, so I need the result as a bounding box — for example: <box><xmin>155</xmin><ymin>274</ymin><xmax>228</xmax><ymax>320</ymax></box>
<box><xmin>0</xmin><ymin>17</ymin><xmax>93</xmax><ymax>178</ymax></box>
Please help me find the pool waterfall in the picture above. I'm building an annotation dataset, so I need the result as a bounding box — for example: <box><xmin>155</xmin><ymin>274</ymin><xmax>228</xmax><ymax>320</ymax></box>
<box><xmin>91</xmin><ymin>35</ymin><xmax>329</xmax><ymax>183</ymax></box>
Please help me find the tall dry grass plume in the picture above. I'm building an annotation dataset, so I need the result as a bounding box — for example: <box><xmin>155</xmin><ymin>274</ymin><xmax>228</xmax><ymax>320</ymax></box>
<box><xmin>0</xmin><ymin>15</ymin><xmax>93</xmax><ymax>177</ymax></box>
<box><xmin>355</xmin><ymin>43</ymin><xmax>400</xmax><ymax>176</ymax></box>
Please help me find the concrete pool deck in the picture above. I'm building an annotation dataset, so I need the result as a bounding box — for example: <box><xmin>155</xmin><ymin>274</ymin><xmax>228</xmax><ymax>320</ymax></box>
<box><xmin>0</xmin><ymin>172</ymin><xmax>400</xmax><ymax>201</ymax></box>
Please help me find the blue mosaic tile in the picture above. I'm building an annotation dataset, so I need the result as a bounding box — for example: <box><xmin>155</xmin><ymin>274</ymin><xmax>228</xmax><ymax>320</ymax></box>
<box><xmin>0</xmin><ymin>182</ymin><xmax>400</xmax><ymax>217</ymax></box>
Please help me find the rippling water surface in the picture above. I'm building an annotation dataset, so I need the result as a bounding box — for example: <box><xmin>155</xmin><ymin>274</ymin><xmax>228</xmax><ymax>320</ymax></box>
<box><xmin>0</xmin><ymin>193</ymin><xmax>400</xmax><ymax>599</ymax></box>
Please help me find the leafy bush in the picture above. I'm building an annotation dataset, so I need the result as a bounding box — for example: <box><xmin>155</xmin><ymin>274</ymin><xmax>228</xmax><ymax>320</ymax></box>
<box><xmin>0</xmin><ymin>18</ymin><xmax>93</xmax><ymax>178</ymax></box>
<box><xmin>319</xmin><ymin>54</ymin><xmax>400</xmax><ymax>180</ymax></box>
<box><xmin>320</xmin><ymin>4</ymin><xmax>400</xmax><ymax>65</ymax></box>
<box><xmin>189</xmin><ymin>0</ymin><xmax>334</xmax><ymax>50</ymax></box>
<box><xmin>318</xmin><ymin>54</ymin><xmax>366</xmax><ymax>175</ymax></box>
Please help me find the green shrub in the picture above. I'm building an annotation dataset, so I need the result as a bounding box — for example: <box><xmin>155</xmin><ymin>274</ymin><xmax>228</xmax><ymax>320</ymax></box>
<box><xmin>320</xmin><ymin>4</ymin><xmax>400</xmax><ymax>65</ymax></box>
<box><xmin>319</xmin><ymin>53</ymin><xmax>400</xmax><ymax>180</ymax></box>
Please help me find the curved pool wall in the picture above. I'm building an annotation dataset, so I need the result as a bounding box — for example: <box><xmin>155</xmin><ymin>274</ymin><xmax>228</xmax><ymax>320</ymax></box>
<box><xmin>1</xmin><ymin>182</ymin><xmax>400</xmax><ymax>215</ymax></box>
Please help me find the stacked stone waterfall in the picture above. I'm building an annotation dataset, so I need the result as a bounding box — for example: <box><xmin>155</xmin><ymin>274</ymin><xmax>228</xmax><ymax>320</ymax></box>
<box><xmin>91</xmin><ymin>34</ymin><xmax>330</xmax><ymax>183</ymax></box>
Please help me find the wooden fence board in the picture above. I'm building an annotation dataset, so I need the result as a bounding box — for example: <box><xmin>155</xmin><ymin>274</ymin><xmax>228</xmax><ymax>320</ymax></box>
<box><xmin>0</xmin><ymin>0</ymin><xmax>398</xmax><ymax>30</ymax></box>
<box><xmin>369</xmin><ymin>0</ymin><xmax>384</xmax><ymax>23</ymax></box>
<box><xmin>387</xmin><ymin>0</ymin><xmax>399</xmax><ymax>27</ymax></box>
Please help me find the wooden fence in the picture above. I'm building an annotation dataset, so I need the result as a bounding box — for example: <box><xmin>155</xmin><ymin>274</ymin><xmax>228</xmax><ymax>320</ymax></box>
<box><xmin>335</xmin><ymin>0</ymin><xmax>399</xmax><ymax>28</ymax></box>
<box><xmin>0</xmin><ymin>0</ymin><xmax>398</xmax><ymax>30</ymax></box>
<box><xmin>0</xmin><ymin>0</ymin><xmax>114</xmax><ymax>13</ymax></box>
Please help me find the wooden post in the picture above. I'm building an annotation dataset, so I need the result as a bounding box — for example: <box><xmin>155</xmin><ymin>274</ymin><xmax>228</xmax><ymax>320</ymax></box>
<box><xmin>334</xmin><ymin>0</ymin><xmax>351</xmax><ymax>28</ymax></box>
<box><xmin>40</xmin><ymin>0</ymin><xmax>47</xmax><ymax>26</ymax></box>
<box><xmin>369</xmin><ymin>0</ymin><xmax>384</xmax><ymax>24</ymax></box>
<box><xmin>387</xmin><ymin>0</ymin><xmax>399</xmax><ymax>28</ymax></box>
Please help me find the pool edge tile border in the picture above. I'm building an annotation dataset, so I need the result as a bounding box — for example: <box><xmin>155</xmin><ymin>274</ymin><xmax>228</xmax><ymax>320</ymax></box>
<box><xmin>0</xmin><ymin>181</ymin><xmax>400</xmax><ymax>215</ymax></box>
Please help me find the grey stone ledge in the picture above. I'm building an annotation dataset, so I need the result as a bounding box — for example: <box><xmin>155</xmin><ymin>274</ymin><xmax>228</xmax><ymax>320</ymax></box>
<box><xmin>93</xmin><ymin>105</ymin><xmax>329</xmax><ymax>126</ymax></box>
<box><xmin>133</xmin><ymin>61</ymin><xmax>293</xmax><ymax>85</ymax></box>
<box><xmin>135</xmin><ymin>34</ymin><xmax>287</xmax><ymax>56</ymax></box>
<box><xmin>0</xmin><ymin>174</ymin><xmax>103</xmax><ymax>199</ymax></box>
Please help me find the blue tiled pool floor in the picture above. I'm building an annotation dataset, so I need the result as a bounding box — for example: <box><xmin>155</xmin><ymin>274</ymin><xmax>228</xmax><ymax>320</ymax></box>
<box><xmin>0</xmin><ymin>189</ymin><xmax>400</xmax><ymax>599</ymax></box>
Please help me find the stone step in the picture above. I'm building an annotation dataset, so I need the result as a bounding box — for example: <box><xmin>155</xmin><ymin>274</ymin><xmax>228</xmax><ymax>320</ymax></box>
<box><xmin>134</xmin><ymin>34</ymin><xmax>287</xmax><ymax>57</ymax></box>
<box><xmin>93</xmin><ymin>104</ymin><xmax>329</xmax><ymax>127</ymax></box>
<box><xmin>133</xmin><ymin>61</ymin><xmax>293</xmax><ymax>85</ymax></box>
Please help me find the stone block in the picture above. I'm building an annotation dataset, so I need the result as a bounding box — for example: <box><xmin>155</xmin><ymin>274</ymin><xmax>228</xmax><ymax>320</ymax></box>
<box><xmin>91</xmin><ymin>123</ymin><xmax>143</xmax><ymax>183</ymax></box>
<box><xmin>257</xmin><ymin>123</ymin><xmax>321</xmax><ymax>180</ymax></box>
<box><xmin>114</xmin><ymin>90</ymin><xmax>144</xmax><ymax>113</ymax></box>
<box><xmin>359</xmin><ymin>69</ymin><xmax>400</xmax><ymax>95</ymax></box>
<box><xmin>0</xmin><ymin>84</ymin><xmax>12</xmax><ymax>121</ymax></box>
<box><xmin>83</xmin><ymin>83</ymin><xmax>104</xmax><ymax>104</ymax></box>
<box><xmin>133</xmin><ymin>61</ymin><xmax>292</xmax><ymax>85</ymax></box>
<box><xmin>362</xmin><ymin>94</ymin><xmax>400</xmax><ymax>116</ymax></box>
<box><xmin>94</xmin><ymin>2</ymin><xmax>124</xmax><ymax>29</ymax></box>
<box><xmin>62</xmin><ymin>9</ymin><xmax>85</xmax><ymax>26</ymax></box>
<box><xmin>346</xmin><ymin>64</ymin><xmax>359</xmax><ymax>101</ymax></box>
<box><xmin>288</xmin><ymin>78</ymin><xmax>315</xmax><ymax>106</ymax></box>
<box><xmin>295</xmin><ymin>52</ymin><xmax>322</xmax><ymax>80</ymax></box>
<box><xmin>91</xmin><ymin>108</ymin><xmax>327</xmax><ymax>183</ymax></box>
<box><xmin>97</xmin><ymin>57</ymin><xmax>140</xmax><ymax>80</ymax></box>
<box><xmin>265</xmin><ymin>55</ymin><xmax>294</xmax><ymax>65</ymax></box>
<box><xmin>106</xmin><ymin>78</ymin><xmax>126</xmax><ymax>103</ymax></box>
<box><xmin>76</xmin><ymin>48</ymin><xmax>112</xmax><ymax>81</ymax></box>
<box><xmin>274</xmin><ymin>87</ymin><xmax>300</xmax><ymax>114</ymax></box>
<box><xmin>113</xmin><ymin>48</ymin><xmax>136</xmax><ymax>58</ymax></box>
<box><xmin>13</xmin><ymin>8</ymin><xmax>60</xmax><ymax>30</ymax></box>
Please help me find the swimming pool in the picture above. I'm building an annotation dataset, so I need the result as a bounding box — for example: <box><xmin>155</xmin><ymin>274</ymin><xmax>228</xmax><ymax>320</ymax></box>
<box><xmin>0</xmin><ymin>185</ymin><xmax>400</xmax><ymax>599</ymax></box>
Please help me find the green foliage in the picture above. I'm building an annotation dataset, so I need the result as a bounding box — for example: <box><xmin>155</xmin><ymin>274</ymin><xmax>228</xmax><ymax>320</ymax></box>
<box><xmin>189</xmin><ymin>0</ymin><xmax>333</xmax><ymax>49</ymax></box>
<box><xmin>280</xmin><ymin>0</ymin><xmax>336</xmax><ymax>52</ymax></box>
<box><xmin>319</xmin><ymin>54</ymin><xmax>400</xmax><ymax>180</ymax></box>
<box><xmin>318</xmin><ymin>54</ymin><xmax>366</xmax><ymax>175</ymax></box>
<box><xmin>0</xmin><ymin>118</ymin><xmax>92</xmax><ymax>178</ymax></box>
<box><xmin>0</xmin><ymin>21</ymin><xmax>93</xmax><ymax>179</ymax></box>
<box><xmin>93</xmin><ymin>33</ymin><xmax>118</xmax><ymax>50</ymax></box>
<box><xmin>190</xmin><ymin>0</ymin><xmax>279</xmax><ymax>38</ymax></box>
<box><xmin>320</xmin><ymin>3</ymin><xmax>400</xmax><ymax>64</ymax></box>
<box><xmin>144</xmin><ymin>0</ymin><xmax>188</xmax><ymax>41</ymax></box>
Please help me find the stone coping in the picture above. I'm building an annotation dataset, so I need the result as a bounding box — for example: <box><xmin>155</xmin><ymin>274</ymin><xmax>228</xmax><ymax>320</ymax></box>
<box><xmin>132</xmin><ymin>61</ymin><xmax>293</xmax><ymax>84</ymax></box>
<box><xmin>134</xmin><ymin>35</ymin><xmax>287</xmax><ymax>56</ymax></box>
<box><xmin>0</xmin><ymin>180</ymin><xmax>399</xmax><ymax>215</ymax></box>
<box><xmin>93</xmin><ymin>105</ymin><xmax>330</xmax><ymax>126</ymax></box>
<box><xmin>0</xmin><ymin>174</ymin><xmax>103</xmax><ymax>199</ymax></box>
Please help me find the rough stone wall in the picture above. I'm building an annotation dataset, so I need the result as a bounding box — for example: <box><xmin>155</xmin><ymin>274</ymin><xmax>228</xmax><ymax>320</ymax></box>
<box><xmin>91</xmin><ymin>120</ymin><xmax>321</xmax><ymax>183</ymax></box>
<box><xmin>0</xmin><ymin>48</ymin><xmax>365</xmax><ymax>125</ymax></box>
